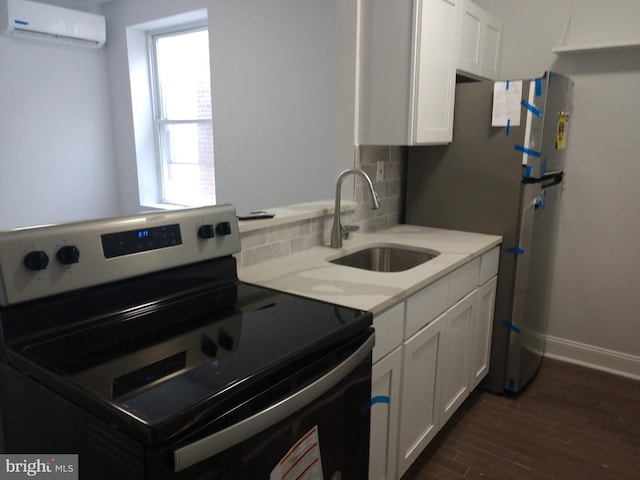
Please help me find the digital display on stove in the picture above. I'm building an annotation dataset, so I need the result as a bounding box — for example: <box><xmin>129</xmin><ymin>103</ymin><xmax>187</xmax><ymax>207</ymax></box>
<box><xmin>101</xmin><ymin>224</ymin><xmax>182</xmax><ymax>258</ymax></box>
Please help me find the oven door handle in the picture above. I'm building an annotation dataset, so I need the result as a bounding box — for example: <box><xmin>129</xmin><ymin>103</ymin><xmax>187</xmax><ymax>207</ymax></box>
<box><xmin>173</xmin><ymin>332</ymin><xmax>374</xmax><ymax>472</ymax></box>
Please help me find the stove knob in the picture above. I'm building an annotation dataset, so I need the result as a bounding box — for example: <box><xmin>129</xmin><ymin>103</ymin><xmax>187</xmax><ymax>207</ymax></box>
<box><xmin>23</xmin><ymin>251</ymin><xmax>49</xmax><ymax>271</ymax></box>
<box><xmin>56</xmin><ymin>245</ymin><xmax>80</xmax><ymax>265</ymax></box>
<box><xmin>197</xmin><ymin>224</ymin><xmax>215</xmax><ymax>239</ymax></box>
<box><xmin>215</xmin><ymin>221</ymin><xmax>232</xmax><ymax>236</ymax></box>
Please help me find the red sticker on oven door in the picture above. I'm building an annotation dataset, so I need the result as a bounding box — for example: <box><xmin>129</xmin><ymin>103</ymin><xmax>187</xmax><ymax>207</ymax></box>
<box><xmin>270</xmin><ymin>425</ymin><xmax>324</xmax><ymax>480</ymax></box>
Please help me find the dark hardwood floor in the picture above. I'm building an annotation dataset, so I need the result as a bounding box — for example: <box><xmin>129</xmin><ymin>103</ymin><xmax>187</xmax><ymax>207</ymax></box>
<box><xmin>401</xmin><ymin>358</ymin><xmax>640</xmax><ymax>480</ymax></box>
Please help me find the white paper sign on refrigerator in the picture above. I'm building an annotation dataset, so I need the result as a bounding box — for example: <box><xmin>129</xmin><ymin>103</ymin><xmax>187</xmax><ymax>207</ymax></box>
<box><xmin>492</xmin><ymin>80</ymin><xmax>523</xmax><ymax>127</ymax></box>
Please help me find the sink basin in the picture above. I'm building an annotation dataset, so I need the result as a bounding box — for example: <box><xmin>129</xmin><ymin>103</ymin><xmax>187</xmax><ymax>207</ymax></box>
<box><xmin>329</xmin><ymin>246</ymin><xmax>439</xmax><ymax>272</ymax></box>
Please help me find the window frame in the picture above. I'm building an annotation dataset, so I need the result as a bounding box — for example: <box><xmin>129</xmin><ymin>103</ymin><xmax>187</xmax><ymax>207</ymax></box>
<box><xmin>146</xmin><ymin>22</ymin><xmax>214</xmax><ymax>207</ymax></box>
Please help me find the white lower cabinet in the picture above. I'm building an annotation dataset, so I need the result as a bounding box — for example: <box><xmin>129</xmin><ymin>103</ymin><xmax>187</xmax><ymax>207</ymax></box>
<box><xmin>397</xmin><ymin>310</ymin><xmax>444</xmax><ymax>476</ymax></box>
<box><xmin>369</xmin><ymin>347</ymin><xmax>402</xmax><ymax>480</ymax></box>
<box><xmin>397</xmin><ymin>290</ymin><xmax>476</xmax><ymax>478</ymax></box>
<box><xmin>438</xmin><ymin>291</ymin><xmax>476</xmax><ymax>426</ymax></box>
<box><xmin>369</xmin><ymin>246</ymin><xmax>500</xmax><ymax>480</ymax></box>
<box><xmin>369</xmin><ymin>303</ymin><xmax>404</xmax><ymax>480</ymax></box>
<box><xmin>468</xmin><ymin>276</ymin><xmax>497</xmax><ymax>390</ymax></box>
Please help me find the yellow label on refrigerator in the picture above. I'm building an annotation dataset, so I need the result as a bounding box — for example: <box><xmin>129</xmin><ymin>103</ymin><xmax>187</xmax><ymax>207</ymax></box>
<box><xmin>556</xmin><ymin>111</ymin><xmax>569</xmax><ymax>149</ymax></box>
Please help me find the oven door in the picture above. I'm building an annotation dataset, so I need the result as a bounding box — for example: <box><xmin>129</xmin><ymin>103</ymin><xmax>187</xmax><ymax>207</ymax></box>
<box><xmin>149</xmin><ymin>331</ymin><xmax>374</xmax><ymax>480</ymax></box>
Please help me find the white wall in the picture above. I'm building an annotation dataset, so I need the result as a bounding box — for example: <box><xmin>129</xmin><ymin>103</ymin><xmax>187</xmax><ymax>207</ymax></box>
<box><xmin>206</xmin><ymin>0</ymin><xmax>340</xmax><ymax>214</ymax></box>
<box><xmin>1</xmin><ymin>0</ymin><xmax>357</xmax><ymax>229</ymax></box>
<box><xmin>477</xmin><ymin>0</ymin><xmax>640</xmax><ymax>375</ymax></box>
<box><xmin>105</xmin><ymin>0</ymin><xmax>355</xmax><ymax>216</ymax></box>
<box><xmin>0</xmin><ymin>6</ymin><xmax>120</xmax><ymax>228</ymax></box>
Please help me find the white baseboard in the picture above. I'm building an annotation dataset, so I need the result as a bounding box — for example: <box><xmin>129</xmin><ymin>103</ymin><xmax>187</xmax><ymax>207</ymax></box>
<box><xmin>544</xmin><ymin>335</ymin><xmax>640</xmax><ymax>381</ymax></box>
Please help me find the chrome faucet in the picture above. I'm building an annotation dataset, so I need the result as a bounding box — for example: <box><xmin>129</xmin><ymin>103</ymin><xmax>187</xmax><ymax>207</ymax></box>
<box><xmin>330</xmin><ymin>168</ymin><xmax>381</xmax><ymax>248</ymax></box>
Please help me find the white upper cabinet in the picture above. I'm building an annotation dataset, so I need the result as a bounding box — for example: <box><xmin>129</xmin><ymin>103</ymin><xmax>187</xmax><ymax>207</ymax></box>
<box><xmin>458</xmin><ymin>0</ymin><xmax>483</xmax><ymax>75</ymax></box>
<box><xmin>457</xmin><ymin>0</ymin><xmax>502</xmax><ymax>80</ymax></box>
<box><xmin>479</xmin><ymin>11</ymin><xmax>501</xmax><ymax>79</ymax></box>
<box><xmin>358</xmin><ymin>0</ymin><xmax>460</xmax><ymax>145</ymax></box>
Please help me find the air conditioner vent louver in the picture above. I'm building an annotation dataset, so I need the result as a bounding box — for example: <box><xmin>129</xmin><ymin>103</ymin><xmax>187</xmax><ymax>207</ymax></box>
<box><xmin>0</xmin><ymin>0</ymin><xmax>106</xmax><ymax>48</ymax></box>
<box><xmin>13</xmin><ymin>27</ymin><xmax>101</xmax><ymax>46</ymax></box>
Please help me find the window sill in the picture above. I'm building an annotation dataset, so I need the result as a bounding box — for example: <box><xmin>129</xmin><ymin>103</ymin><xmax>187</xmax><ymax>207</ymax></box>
<box><xmin>140</xmin><ymin>203</ymin><xmax>188</xmax><ymax>212</ymax></box>
<box><xmin>236</xmin><ymin>200</ymin><xmax>356</xmax><ymax>234</ymax></box>
<box><xmin>140</xmin><ymin>200</ymin><xmax>357</xmax><ymax>234</ymax></box>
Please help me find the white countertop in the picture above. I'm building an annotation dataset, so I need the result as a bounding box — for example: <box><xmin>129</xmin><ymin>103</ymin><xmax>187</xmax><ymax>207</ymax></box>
<box><xmin>238</xmin><ymin>225</ymin><xmax>501</xmax><ymax>315</ymax></box>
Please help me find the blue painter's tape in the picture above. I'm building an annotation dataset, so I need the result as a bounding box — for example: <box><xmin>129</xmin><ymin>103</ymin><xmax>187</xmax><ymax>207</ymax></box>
<box><xmin>506</xmin><ymin>80</ymin><xmax>510</xmax><ymax>90</ymax></box>
<box><xmin>506</xmin><ymin>119</ymin><xmax>511</xmax><ymax>136</ymax></box>
<box><xmin>361</xmin><ymin>395</ymin><xmax>390</xmax><ymax>415</ymax></box>
<box><xmin>371</xmin><ymin>395</ymin><xmax>390</xmax><ymax>406</ymax></box>
<box><xmin>515</xmin><ymin>144</ymin><xmax>542</xmax><ymax>158</ymax></box>
<box><xmin>524</xmin><ymin>165</ymin><xmax>532</xmax><ymax>177</ymax></box>
<box><xmin>507</xmin><ymin>247</ymin><xmax>524</xmax><ymax>255</ymax></box>
<box><xmin>541</xmin><ymin>157</ymin><xmax>547</xmax><ymax>176</ymax></box>
<box><xmin>501</xmin><ymin>319</ymin><xmax>521</xmax><ymax>334</ymax></box>
<box><xmin>14</xmin><ymin>19</ymin><xmax>29</xmax><ymax>25</ymax></box>
<box><xmin>521</xmin><ymin>100</ymin><xmax>542</xmax><ymax>117</ymax></box>
<box><xmin>508</xmin><ymin>378</ymin><xmax>515</xmax><ymax>391</ymax></box>
<box><xmin>535</xmin><ymin>78</ymin><xmax>542</xmax><ymax>96</ymax></box>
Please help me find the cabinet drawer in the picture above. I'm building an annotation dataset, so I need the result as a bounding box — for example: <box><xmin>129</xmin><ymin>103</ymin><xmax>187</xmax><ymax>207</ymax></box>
<box><xmin>373</xmin><ymin>303</ymin><xmax>405</xmax><ymax>362</ymax></box>
<box><xmin>448</xmin><ymin>257</ymin><xmax>480</xmax><ymax>306</ymax></box>
<box><xmin>405</xmin><ymin>276</ymin><xmax>448</xmax><ymax>340</ymax></box>
<box><xmin>479</xmin><ymin>246</ymin><xmax>499</xmax><ymax>285</ymax></box>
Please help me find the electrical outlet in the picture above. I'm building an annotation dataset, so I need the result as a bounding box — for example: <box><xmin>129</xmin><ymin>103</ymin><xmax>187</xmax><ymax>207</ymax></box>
<box><xmin>376</xmin><ymin>161</ymin><xmax>384</xmax><ymax>182</ymax></box>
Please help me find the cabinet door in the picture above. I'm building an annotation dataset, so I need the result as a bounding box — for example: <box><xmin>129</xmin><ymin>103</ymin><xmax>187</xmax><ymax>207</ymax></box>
<box><xmin>439</xmin><ymin>290</ymin><xmax>475</xmax><ymax>426</ymax></box>
<box><xmin>369</xmin><ymin>347</ymin><xmax>402</xmax><ymax>480</ymax></box>
<box><xmin>458</xmin><ymin>0</ymin><xmax>483</xmax><ymax>75</ymax></box>
<box><xmin>469</xmin><ymin>276</ymin><xmax>497</xmax><ymax>390</ymax></box>
<box><xmin>397</xmin><ymin>315</ymin><xmax>444</xmax><ymax>478</ymax></box>
<box><xmin>479</xmin><ymin>12</ymin><xmax>502</xmax><ymax>79</ymax></box>
<box><xmin>412</xmin><ymin>0</ymin><xmax>460</xmax><ymax>144</ymax></box>
<box><xmin>358</xmin><ymin>0</ymin><xmax>460</xmax><ymax>145</ymax></box>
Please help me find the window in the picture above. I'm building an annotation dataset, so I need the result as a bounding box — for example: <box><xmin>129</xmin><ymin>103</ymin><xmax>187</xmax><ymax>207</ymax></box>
<box><xmin>149</xmin><ymin>26</ymin><xmax>215</xmax><ymax>206</ymax></box>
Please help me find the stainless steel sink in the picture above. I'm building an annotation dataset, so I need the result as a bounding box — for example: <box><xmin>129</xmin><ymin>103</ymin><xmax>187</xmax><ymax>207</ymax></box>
<box><xmin>328</xmin><ymin>246</ymin><xmax>439</xmax><ymax>272</ymax></box>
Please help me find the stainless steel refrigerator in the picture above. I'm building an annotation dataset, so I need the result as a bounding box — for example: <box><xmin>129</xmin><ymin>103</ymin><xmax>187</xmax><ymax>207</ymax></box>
<box><xmin>405</xmin><ymin>72</ymin><xmax>574</xmax><ymax>393</ymax></box>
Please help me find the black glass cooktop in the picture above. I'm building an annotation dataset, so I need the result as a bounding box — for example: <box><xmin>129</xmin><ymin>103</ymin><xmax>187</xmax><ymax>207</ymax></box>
<box><xmin>7</xmin><ymin>281</ymin><xmax>371</xmax><ymax>428</ymax></box>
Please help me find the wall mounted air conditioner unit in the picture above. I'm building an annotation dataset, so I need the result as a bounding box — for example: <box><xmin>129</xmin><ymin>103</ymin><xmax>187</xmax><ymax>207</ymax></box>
<box><xmin>0</xmin><ymin>0</ymin><xmax>105</xmax><ymax>48</ymax></box>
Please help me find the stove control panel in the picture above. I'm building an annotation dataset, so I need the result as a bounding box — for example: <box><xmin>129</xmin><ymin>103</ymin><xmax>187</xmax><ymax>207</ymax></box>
<box><xmin>0</xmin><ymin>205</ymin><xmax>241</xmax><ymax>306</ymax></box>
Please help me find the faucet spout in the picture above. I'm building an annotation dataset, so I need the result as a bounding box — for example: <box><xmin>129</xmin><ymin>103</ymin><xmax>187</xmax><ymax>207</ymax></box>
<box><xmin>330</xmin><ymin>168</ymin><xmax>381</xmax><ymax>249</ymax></box>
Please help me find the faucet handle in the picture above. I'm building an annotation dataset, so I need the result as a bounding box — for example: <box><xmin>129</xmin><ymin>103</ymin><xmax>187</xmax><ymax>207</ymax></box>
<box><xmin>343</xmin><ymin>224</ymin><xmax>360</xmax><ymax>239</ymax></box>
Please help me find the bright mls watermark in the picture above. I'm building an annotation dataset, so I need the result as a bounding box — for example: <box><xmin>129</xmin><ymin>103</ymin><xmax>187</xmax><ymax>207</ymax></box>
<box><xmin>0</xmin><ymin>455</ymin><xmax>77</xmax><ymax>479</ymax></box>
